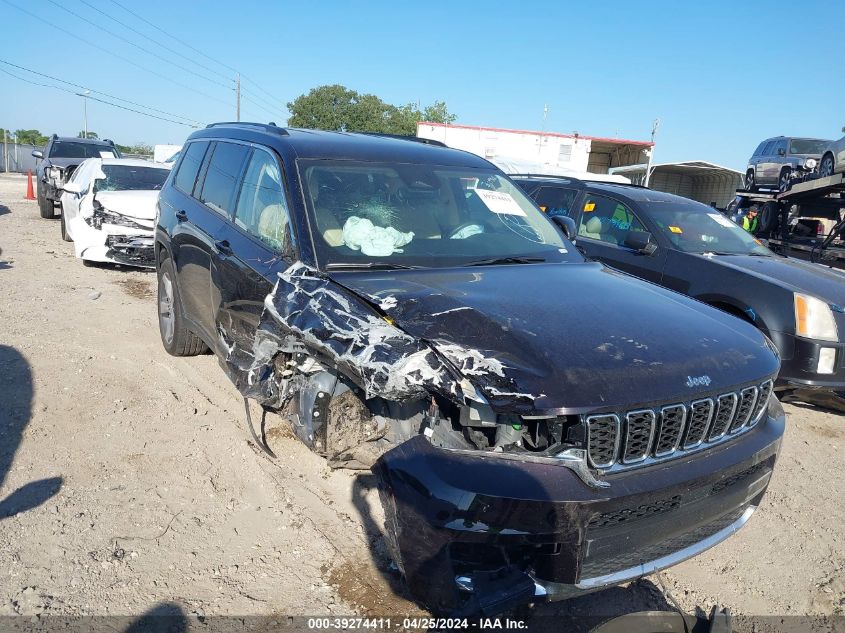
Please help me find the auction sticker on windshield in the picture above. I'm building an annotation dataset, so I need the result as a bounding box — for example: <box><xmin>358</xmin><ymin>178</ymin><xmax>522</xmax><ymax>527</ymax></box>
<box><xmin>476</xmin><ymin>189</ymin><xmax>527</xmax><ymax>216</ymax></box>
<box><xmin>708</xmin><ymin>213</ymin><xmax>736</xmax><ymax>228</ymax></box>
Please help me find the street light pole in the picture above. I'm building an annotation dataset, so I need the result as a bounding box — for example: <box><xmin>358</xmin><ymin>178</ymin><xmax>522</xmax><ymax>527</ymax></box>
<box><xmin>643</xmin><ymin>118</ymin><xmax>660</xmax><ymax>187</ymax></box>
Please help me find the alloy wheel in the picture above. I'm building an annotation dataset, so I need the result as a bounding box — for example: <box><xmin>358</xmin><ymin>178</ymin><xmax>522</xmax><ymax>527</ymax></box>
<box><xmin>158</xmin><ymin>272</ymin><xmax>175</xmax><ymax>345</ymax></box>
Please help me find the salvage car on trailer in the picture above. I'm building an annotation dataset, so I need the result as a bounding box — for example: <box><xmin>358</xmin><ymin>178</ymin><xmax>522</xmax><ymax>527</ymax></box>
<box><xmin>59</xmin><ymin>158</ymin><xmax>170</xmax><ymax>267</ymax></box>
<box><xmin>516</xmin><ymin>176</ymin><xmax>845</xmax><ymax>395</ymax></box>
<box><xmin>154</xmin><ymin>123</ymin><xmax>784</xmax><ymax>615</ymax></box>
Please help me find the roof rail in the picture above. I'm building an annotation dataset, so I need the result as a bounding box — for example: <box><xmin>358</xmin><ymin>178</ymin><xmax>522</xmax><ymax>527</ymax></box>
<box><xmin>358</xmin><ymin>132</ymin><xmax>447</xmax><ymax>147</ymax></box>
<box><xmin>508</xmin><ymin>173</ymin><xmax>585</xmax><ymax>183</ymax></box>
<box><xmin>103</xmin><ymin>138</ymin><xmax>114</xmax><ymax>145</ymax></box>
<box><xmin>205</xmin><ymin>121</ymin><xmax>290</xmax><ymax>136</ymax></box>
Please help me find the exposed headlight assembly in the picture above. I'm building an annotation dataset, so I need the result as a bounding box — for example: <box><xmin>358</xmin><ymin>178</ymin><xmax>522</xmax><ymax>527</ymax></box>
<box><xmin>794</xmin><ymin>292</ymin><xmax>838</xmax><ymax>341</ymax></box>
<box><xmin>804</xmin><ymin>158</ymin><xmax>818</xmax><ymax>169</ymax></box>
<box><xmin>48</xmin><ymin>166</ymin><xmax>63</xmax><ymax>180</ymax></box>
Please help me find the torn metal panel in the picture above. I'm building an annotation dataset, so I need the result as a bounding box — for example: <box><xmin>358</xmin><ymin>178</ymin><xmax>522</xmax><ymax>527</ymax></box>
<box><xmin>220</xmin><ymin>262</ymin><xmax>465</xmax><ymax>410</ymax></box>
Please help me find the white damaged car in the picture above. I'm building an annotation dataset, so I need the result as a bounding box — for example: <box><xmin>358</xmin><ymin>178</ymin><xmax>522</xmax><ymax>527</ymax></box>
<box><xmin>59</xmin><ymin>158</ymin><xmax>171</xmax><ymax>267</ymax></box>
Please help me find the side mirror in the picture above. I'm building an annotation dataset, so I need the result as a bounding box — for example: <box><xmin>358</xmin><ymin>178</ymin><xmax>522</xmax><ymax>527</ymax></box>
<box><xmin>31</xmin><ymin>150</ymin><xmax>43</xmax><ymax>159</ymax></box>
<box><xmin>777</xmin><ymin>148</ymin><xmax>786</xmax><ymax>157</ymax></box>
<box><xmin>550</xmin><ymin>215</ymin><xmax>577</xmax><ymax>240</ymax></box>
<box><xmin>624</xmin><ymin>230</ymin><xmax>658</xmax><ymax>255</ymax></box>
<box><xmin>61</xmin><ymin>182</ymin><xmax>81</xmax><ymax>195</ymax></box>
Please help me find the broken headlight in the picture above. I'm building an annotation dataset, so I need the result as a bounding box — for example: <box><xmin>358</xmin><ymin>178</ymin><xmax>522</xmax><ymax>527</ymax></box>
<box><xmin>48</xmin><ymin>166</ymin><xmax>63</xmax><ymax>181</ymax></box>
<box><xmin>91</xmin><ymin>202</ymin><xmax>147</xmax><ymax>231</ymax></box>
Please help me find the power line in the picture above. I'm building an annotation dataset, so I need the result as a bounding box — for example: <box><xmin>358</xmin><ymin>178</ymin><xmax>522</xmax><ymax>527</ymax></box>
<box><xmin>2</xmin><ymin>0</ymin><xmax>233</xmax><ymax>110</ymax></box>
<box><xmin>108</xmin><ymin>0</ymin><xmax>288</xmax><ymax>112</ymax></box>
<box><xmin>0</xmin><ymin>66</ymin><xmax>198</xmax><ymax>129</ymax></box>
<box><xmin>0</xmin><ymin>59</ymin><xmax>202</xmax><ymax>126</ymax></box>
<box><xmin>77</xmin><ymin>0</ymin><xmax>284</xmax><ymax>117</ymax></box>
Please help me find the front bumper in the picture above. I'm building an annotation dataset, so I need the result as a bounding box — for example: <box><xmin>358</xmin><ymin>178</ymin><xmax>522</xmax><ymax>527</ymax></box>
<box><xmin>773</xmin><ymin>331</ymin><xmax>845</xmax><ymax>389</ymax></box>
<box><xmin>70</xmin><ymin>216</ymin><xmax>155</xmax><ymax>268</ymax></box>
<box><xmin>374</xmin><ymin>400</ymin><xmax>785</xmax><ymax>615</ymax></box>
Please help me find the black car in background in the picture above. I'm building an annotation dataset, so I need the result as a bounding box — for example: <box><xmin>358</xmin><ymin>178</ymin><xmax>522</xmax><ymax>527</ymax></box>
<box><xmin>516</xmin><ymin>176</ymin><xmax>845</xmax><ymax>393</ymax></box>
<box><xmin>31</xmin><ymin>135</ymin><xmax>120</xmax><ymax>218</ymax></box>
<box><xmin>155</xmin><ymin>123</ymin><xmax>783</xmax><ymax>615</ymax></box>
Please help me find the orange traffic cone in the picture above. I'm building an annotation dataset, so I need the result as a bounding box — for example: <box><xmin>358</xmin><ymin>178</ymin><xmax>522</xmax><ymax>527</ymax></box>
<box><xmin>25</xmin><ymin>170</ymin><xmax>36</xmax><ymax>200</ymax></box>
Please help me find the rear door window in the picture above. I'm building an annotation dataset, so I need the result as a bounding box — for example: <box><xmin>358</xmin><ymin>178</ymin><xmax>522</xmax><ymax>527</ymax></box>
<box><xmin>533</xmin><ymin>186</ymin><xmax>579</xmax><ymax>218</ymax></box>
<box><xmin>578</xmin><ymin>193</ymin><xmax>646</xmax><ymax>246</ymax></box>
<box><xmin>174</xmin><ymin>141</ymin><xmax>209</xmax><ymax>196</ymax></box>
<box><xmin>233</xmin><ymin>149</ymin><xmax>292</xmax><ymax>253</ymax></box>
<box><xmin>199</xmin><ymin>142</ymin><xmax>250</xmax><ymax>216</ymax></box>
<box><xmin>775</xmin><ymin>139</ymin><xmax>787</xmax><ymax>156</ymax></box>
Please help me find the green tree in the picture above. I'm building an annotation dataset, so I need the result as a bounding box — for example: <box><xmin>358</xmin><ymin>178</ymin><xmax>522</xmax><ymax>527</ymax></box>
<box><xmin>0</xmin><ymin>129</ymin><xmax>50</xmax><ymax>146</ymax></box>
<box><xmin>287</xmin><ymin>85</ymin><xmax>456</xmax><ymax>135</ymax></box>
<box><xmin>78</xmin><ymin>131</ymin><xmax>99</xmax><ymax>140</ymax></box>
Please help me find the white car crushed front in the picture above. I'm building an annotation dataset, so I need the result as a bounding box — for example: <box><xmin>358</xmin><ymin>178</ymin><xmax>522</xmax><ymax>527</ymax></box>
<box><xmin>59</xmin><ymin>158</ymin><xmax>170</xmax><ymax>268</ymax></box>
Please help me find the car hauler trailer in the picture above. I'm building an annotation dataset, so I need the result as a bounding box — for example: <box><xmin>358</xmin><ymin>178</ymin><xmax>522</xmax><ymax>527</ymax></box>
<box><xmin>730</xmin><ymin>174</ymin><xmax>845</xmax><ymax>270</ymax></box>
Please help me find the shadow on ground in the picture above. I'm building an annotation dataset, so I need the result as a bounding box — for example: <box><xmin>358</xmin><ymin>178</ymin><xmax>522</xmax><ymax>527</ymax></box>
<box><xmin>0</xmin><ymin>345</ymin><xmax>63</xmax><ymax>519</ymax></box>
<box><xmin>124</xmin><ymin>601</ymin><xmax>189</xmax><ymax>633</ymax></box>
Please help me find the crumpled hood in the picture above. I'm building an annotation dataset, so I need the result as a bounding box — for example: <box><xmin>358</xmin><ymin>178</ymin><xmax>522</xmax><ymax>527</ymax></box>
<box><xmin>45</xmin><ymin>158</ymin><xmax>85</xmax><ymax>170</ymax></box>
<box><xmin>336</xmin><ymin>262</ymin><xmax>780</xmax><ymax>414</ymax></box>
<box><xmin>711</xmin><ymin>254</ymin><xmax>845</xmax><ymax>306</ymax></box>
<box><xmin>95</xmin><ymin>190</ymin><xmax>160</xmax><ymax>221</ymax></box>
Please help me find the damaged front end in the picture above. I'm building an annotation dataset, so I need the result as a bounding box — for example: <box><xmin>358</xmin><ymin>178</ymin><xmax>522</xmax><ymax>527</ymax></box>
<box><xmin>222</xmin><ymin>262</ymin><xmax>783</xmax><ymax>616</ymax></box>
<box><xmin>76</xmin><ymin>198</ymin><xmax>155</xmax><ymax>267</ymax></box>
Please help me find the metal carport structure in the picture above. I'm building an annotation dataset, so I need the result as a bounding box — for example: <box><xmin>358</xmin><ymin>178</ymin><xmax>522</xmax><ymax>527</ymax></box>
<box><xmin>610</xmin><ymin>161</ymin><xmax>743</xmax><ymax>208</ymax></box>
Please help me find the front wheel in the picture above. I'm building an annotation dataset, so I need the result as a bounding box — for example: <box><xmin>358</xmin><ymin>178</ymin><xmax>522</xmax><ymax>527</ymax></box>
<box><xmin>157</xmin><ymin>254</ymin><xmax>206</xmax><ymax>356</ymax></box>
<box><xmin>60</xmin><ymin>205</ymin><xmax>72</xmax><ymax>242</ymax></box>
<box><xmin>778</xmin><ymin>169</ymin><xmax>792</xmax><ymax>193</ymax></box>
<box><xmin>819</xmin><ymin>154</ymin><xmax>835</xmax><ymax>178</ymax></box>
<box><xmin>38</xmin><ymin>187</ymin><xmax>54</xmax><ymax>219</ymax></box>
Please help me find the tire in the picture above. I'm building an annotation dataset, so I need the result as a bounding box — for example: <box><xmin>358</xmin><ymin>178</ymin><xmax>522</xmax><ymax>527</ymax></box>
<box><xmin>745</xmin><ymin>169</ymin><xmax>756</xmax><ymax>192</ymax></box>
<box><xmin>759</xmin><ymin>201</ymin><xmax>778</xmax><ymax>236</ymax></box>
<box><xmin>157</xmin><ymin>254</ymin><xmax>206</xmax><ymax>356</ymax></box>
<box><xmin>38</xmin><ymin>186</ymin><xmax>54</xmax><ymax>219</ymax></box>
<box><xmin>778</xmin><ymin>168</ymin><xmax>792</xmax><ymax>193</ymax></box>
<box><xmin>819</xmin><ymin>153</ymin><xmax>835</xmax><ymax>178</ymax></box>
<box><xmin>60</xmin><ymin>205</ymin><xmax>72</xmax><ymax>242</ymax></box>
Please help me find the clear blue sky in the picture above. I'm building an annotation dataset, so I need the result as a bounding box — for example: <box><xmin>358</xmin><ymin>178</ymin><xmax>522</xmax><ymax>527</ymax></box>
<box><xmin>1</xmin><ymin>0</ymin><xmax>842</xmax><ymax>170</ymax></box>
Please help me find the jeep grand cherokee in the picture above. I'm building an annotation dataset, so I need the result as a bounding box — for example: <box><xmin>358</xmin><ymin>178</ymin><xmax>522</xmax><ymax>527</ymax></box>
<box><xmin>154</xmin><ymin>122</ymin><xmax>784</xmax><ymax>615</ymax></box>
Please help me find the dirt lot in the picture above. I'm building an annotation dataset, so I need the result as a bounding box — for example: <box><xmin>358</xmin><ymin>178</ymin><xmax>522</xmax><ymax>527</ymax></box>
<box><xmin>0</xmin><ymin>173</ymin><xmax>843</xmax><ymax>627</ymax></box>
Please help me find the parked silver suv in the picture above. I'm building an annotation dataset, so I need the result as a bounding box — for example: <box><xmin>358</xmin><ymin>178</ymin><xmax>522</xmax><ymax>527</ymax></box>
<box><xmin>745</xmin><ymin>136</ymin><xmax>830</xmax><ymax>192</ymax></box>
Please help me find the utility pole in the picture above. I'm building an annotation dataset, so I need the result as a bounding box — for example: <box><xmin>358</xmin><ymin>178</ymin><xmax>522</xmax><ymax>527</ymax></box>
<box><xmin>236</xmin><ymin>74</ymin><xmax>241</xmax><ymax>122</ymax></box>
<box><xmin>3</xmin><ymin>129</ymin><xmax>7</xmax><ymax>174</ymax></box>
<box><xmin>77</xmin><ymin>90</ymin><xmax>91</xmax><ymax>138</ymax></box>
<box><xmin>644</xmin><ymin>118</ymin><xmax>660</xmax><ymax>187</ymax></box>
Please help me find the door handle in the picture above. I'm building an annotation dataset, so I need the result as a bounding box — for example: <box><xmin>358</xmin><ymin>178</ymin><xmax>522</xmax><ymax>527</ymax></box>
<box><xmin>215</xmin><ymin>240</ymin><xmax>233</xmax><ymax>255</ymax></box>
<box><xmin>175</xmin><ymin>209</ymin><xmax>188</xmax><ymax>221</ymax></box>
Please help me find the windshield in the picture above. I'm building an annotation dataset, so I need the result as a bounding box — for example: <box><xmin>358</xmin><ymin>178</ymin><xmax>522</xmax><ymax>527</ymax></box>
<box><xmin>645</xmin><ymin>200</ymin><xmax>772</xmax><ymax>256</ymax></box>
<box><xmin>96</xmin><ymin>165</ymin><xmax>169</xmax><ymax>191</ymax></box>
<box><xmin>789</xmin><ymin>139</ymin><xmax>828</xmax><ymax>155</ymax></box>
<box><xmin>49</xmin><ymin>142</ymin><xmax>117</xmax><ymax>159</ymax></box>
<box><xmin>300</xmin><ymin>161</ymin><xmax>580</xmax><ymax>268</ymax></box>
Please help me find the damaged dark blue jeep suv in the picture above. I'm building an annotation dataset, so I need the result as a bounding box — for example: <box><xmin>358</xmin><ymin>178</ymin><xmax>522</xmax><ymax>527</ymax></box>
<box><xmin>155</xmin><ymin>122</ymin><xmax>785</xmax><ymax>616</ymax></box>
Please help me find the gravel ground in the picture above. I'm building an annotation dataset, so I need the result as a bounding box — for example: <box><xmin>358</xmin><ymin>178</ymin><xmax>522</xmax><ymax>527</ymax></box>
<box><xmin>0</xmin><ymin>173</ymin><xmax>842</xmax><ymax>629</ymax></box>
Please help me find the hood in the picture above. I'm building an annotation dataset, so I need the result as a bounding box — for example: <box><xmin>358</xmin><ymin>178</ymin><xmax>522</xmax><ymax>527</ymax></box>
<box><xmin>94</xmin><ymin>190</ymin><xmax>160</xmax><ymax>221</ymax></box>
<box><xmin>334</xmin><ymin>262</ymin><xmax>779</xmax><ymax>414</ymax></box>
<box><xmin>710</xmin><ymin>254</ymin><xmax>845</xmax><ymax>306</ymax></box>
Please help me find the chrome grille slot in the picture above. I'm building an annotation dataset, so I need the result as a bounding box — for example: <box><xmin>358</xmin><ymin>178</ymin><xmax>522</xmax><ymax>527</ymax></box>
<box><xmin>654</xmin><ymin>405</ymin><xmax>685</xmax><ymax>456</ymax></box>
<box><xmin>749</xmin><ymin>380</ymin><xmax>772</xmax><ymax>427</ymax></box>
<box><xmin>587</xmin><ymin>415</ymin><xmax>620</xmax><ymax>468</ymax></box>
<box><xmin>684</xmin><ymin>399</ymin><xmax>714</xmax><ymax>448</ymax></box>
<box><xmin>584</xmin><ymin>378</ymin><xmax>774</xmax><ymax>474</ymax></box>
<box><xmin>709</xmin><ymin>393</ymin><xmax>737</xmax><ymax>440</ymax></box>
<box><xmin>622</xmin><ymin>410</ymin><xmax>656</xmax><ymax>463</ymax></box>
<box><xmin>730</xmin><ymin>387</ymin><xmax>758</xmax><ymax>433</ymax></box>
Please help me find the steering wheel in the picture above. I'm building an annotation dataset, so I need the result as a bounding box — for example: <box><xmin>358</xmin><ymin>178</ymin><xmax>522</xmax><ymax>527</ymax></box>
<box><xmin>449</xmin><ymin>222</ymin><xmax>485</xmax><ymax>240</ymax></box>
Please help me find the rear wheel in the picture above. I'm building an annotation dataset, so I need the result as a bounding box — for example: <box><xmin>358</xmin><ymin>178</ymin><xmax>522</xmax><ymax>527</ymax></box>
<box><xmin>745</xmin><ymin>169</ymin><xmax>756</xmax><ymax>192</ymax></box>
<box><xmin>59</xmin><ymin>205</ymin><xmax>72</xmax><ymax>242</ymax></box>
<box><xmin>819</xmin><ymin>153</ymin><xmax>835</xmax><ymax>178</ymax></box>
<box><xmin>157</xmin><ymin>254</ymin><xmax>206</xmax><ymax>356</ymax></box>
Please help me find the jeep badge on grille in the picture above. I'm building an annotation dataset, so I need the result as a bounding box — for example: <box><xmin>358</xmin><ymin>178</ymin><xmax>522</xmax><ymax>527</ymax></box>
<box><xmin>686</xmin><ymin>375</ymin><xmax>712</xmax><ymax>388</ymax></box>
